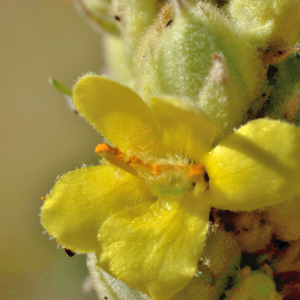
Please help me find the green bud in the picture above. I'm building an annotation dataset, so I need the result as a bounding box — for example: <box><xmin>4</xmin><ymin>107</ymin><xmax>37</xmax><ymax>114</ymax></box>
<box><xmin>103</xmin><ymin>34</ymin><xmax>133</xmax><ymax>84</ymax></box>
<box><xmin>200</xmin><ymin>227</ymin><xmax>241</xmax><ymax>291</ymax></box>
<box><xmin>112</xmin><ymin>0</ymin><xmax>166</xmax><ymax>68</ymax></box>
<box><xmin>197</xmin><ymin>53</ymin><xmax>245</xmax><ymax>134</ymax></box>
<box><xmin>135</xmin><ymin>2</ymin><xmax>265</xmax><ymax>133</ymax></box>
<box><xmin>228</xmin><ymin>0</ymin><xmax>300</xmax><ymax>50</ymax></box>
<box><xmin>226</xmin><ymin>271</ymin><xmax>282</xmax><ymax>300</ymax></box>
<box><xmin>264</xmin><ymin>193</ymin><xmax>300</xmax><ymax>242</ymax></box>
<box><xmin>230</xmin><ymin>211</ymin><xmax>273</xmax><ymax>252</ymax></box>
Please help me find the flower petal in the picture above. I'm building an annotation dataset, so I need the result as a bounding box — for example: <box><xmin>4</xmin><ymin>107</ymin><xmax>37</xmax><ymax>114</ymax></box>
<box><xmin>87</xmin><ymin>253</ymin><xmax>151</xmax><ymax>300</ymax></box>
<box><xmin>41</xmin><ymin>165</ymin><xmax>155</xmax><ymax>253</ymax></box>
<box><xmin>204</xmin><ymin>119</ymin><xmax>300</xmax><ymax>210</ymax></box>
<box><xmin>73</xmin><ymin>75</ymin><xmax>163</xmax><ymax>157</ymax></box>
<box><xmin>96</xmin><ymin>192</ymin><xmax>210</xmax><ymax>300</ymax></box>
<box><xmin>151</xmin><ymin>95</ymin><xmax>220</xmax><ymax>162</ymax></box>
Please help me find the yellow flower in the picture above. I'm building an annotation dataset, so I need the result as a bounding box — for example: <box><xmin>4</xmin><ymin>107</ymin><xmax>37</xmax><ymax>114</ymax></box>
<box><xmin>41</xmin><ymin>75</ymin><xmax>300</xmax><ymax>300</ymax></box>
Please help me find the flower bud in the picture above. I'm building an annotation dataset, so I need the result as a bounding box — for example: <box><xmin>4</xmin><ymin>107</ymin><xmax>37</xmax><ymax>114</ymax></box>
<box><xmin>200</xmin><ymin>227</ymin><xmax>241</xmax><ymax>286</ymax></box>
<box><xmin>111</xmin><ymin>0</ymin><xmax>166</xmax><ymax>68</ymax></box>
<box><xmin>135</xmin><ymin>2</ymin><xmax>265</xmax><ymax>133</ymax></box>
<box><xmin>226</xmin><ymin>271</ymin><xmax>282</xmax><ymax>300</ymax></box>
<box><xmin>230</xmin><ymin>211</ymin><xmax>273</xmax><ymax>252</ymax></box>
<box><xmin>103</xmin><ymin>34</ymin><xmax>133</xmax><ymax>84</ymax></box>
<box><xmin>228</xmin><ymin>0</ymin><xmax>300</xmax><ymax>50</ymax></box>
<box><xmin>263</xmin><ymin>194</ymin><xmax>300</xmax><ymax>242</ymax></box>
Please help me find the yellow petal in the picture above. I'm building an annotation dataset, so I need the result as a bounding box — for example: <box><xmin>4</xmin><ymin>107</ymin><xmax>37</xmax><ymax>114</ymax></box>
<box><xmin>151</xmin><ymin>95</ymin><xmax>220</xmax><ymax>162</ymax></box>
<box><xmin>97</xmin><ymin>192</ymin><xmax>210</xmax><ymax>300</ymax></box>
<box><xmin>204</xmin><ymin>119</ymin><xmax>300</xmax><ymax>210</ymax></box>
<box><xmin>87</xmin><ymin>253</ymin><xmax>153</xmax><ymax>300</ymax></box>
<box><xmin>41</xmin><ymin>165</ymin><xmax>155</xmax><ymax>253</ymax></box>
<box><xmin>73</xmin><ymin>75</ymin><xmax>164</xmax><ymax>158</ymax></box>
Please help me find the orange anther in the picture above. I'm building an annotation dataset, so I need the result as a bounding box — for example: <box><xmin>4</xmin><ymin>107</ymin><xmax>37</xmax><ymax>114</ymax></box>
<box><xmin>115</xmin><ymin>153</ymin><xmax>125</xmax><ymax>161</ymax></box>
<box><xmin>40</xmin><ymin>196</ymin><xmax>45</xmax><ymax>201</ymax></box>
<box><xmin>95</xmin><ymin>143</ymin><xmax>110</xmax><ymax>154</ymax></box>
<box><xmin>129</xmin><ymin>155</ymin><xmax>143</xmax><ymax>165</ymax></box>
<box><xmin>152</xmin><ymin>164</ymin><xmax>162</xmax><ymax>175</ymax></box>
<box><xmin>95</xmin><ymin>143</ymin><xmax>119</xmax><ymax>156</ymax></box>
<box><xmin>189</xmin><ymin>165</ymin><xmax>205</xmax><ymax>180</ymax></box>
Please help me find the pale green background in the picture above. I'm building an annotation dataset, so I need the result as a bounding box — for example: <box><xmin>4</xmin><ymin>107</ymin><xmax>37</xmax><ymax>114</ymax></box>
<box><xmin>0</xmin><ymin>1</ymin><xmax>105</xmax><ymax>299</ymax></box>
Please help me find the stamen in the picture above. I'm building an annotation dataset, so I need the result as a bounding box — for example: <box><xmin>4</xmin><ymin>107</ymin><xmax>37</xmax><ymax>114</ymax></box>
<box><xmin>129</xmin><ymin>155</ymin><xmax>144</xmax><ymax>165</ymax></box>
<box><xmin>95</xmin><ymin>143</ymin><xmax>120</xmax><ymax>155</ymax></box>
<box><xmin>189</xmin><ymin>165</ymin><xmax>206</xmax><ymax>182</ymax></box>
<box><xmin>95</xmin><ymin>143</ymin><xmax>164</xmax><ymax>177</ymax></box>
<box><xmin>95</xmin><ymin>143</ymin><xmax>209</xmax><ymax>196</ymax></box>
<box><xmin>95</xmin><ymin>143</ymin><xmax>138</xmax><ymax>177</ymax></box>
<box><xmin>152</xmin><ymin>165</ymin><xmax>162</xmax><ymax>175</ymax></box>
<box><xmin>189</xmin><ymin>165</ymin><xmax>209</xmax><ymax>197</ymax></box>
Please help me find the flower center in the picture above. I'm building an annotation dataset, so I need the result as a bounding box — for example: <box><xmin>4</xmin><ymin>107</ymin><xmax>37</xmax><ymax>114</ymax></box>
<box><xmin>95</xmin><ymin>143</ymin><xmax>208</xmax><ymax>197</ymax></box>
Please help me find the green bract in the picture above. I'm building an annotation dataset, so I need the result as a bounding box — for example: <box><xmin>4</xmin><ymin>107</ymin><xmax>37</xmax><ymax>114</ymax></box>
<box><xmin>111</xmin><ymin>0</ymin><xmax>166</xmax><ymax>69</ymax></box>
<box><xmin>135</xmin><ymin>3</ymin><xmax>265</xmax><ymax>134</ymax></box>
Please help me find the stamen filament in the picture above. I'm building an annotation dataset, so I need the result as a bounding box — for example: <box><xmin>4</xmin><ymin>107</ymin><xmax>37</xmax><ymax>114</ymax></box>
<box><xmin>189</xmin><ymin>165</ymin><xmax>209</xmax><ymax>197</ymax></box>
<box><xmin>95</xmin><ymin>143</ymin><xmax>208</xmax><ymax>196</ymax></box>
<box><xmin>95</xmin><ymin>143</ymin><xmax>139</xmax><ymax>177</ymax></box>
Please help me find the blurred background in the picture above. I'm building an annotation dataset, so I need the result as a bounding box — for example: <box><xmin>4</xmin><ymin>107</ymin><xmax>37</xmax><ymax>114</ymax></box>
<box><xmin>1</xmin><ymin>1</ymin><xmax>104</xmax><ymax>299</ymax></box>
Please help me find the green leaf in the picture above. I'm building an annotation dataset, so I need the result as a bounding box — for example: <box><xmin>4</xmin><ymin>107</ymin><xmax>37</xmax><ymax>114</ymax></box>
<box><xmin>49</xmin><ymin>78</ymin><xmax>72</xmax><ymax>96</ymax></box>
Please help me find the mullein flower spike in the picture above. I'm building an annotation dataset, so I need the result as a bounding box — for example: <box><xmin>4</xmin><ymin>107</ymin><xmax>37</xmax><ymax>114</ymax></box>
<box><xmin>42</xmin><ymin>0</ymin><xmax>300</xmax><ymax>298</ymax></box>
<box><xmin>42</xmin><ymin>75</ymin><xmax>300</xmax><ymax>300</ymax></box>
